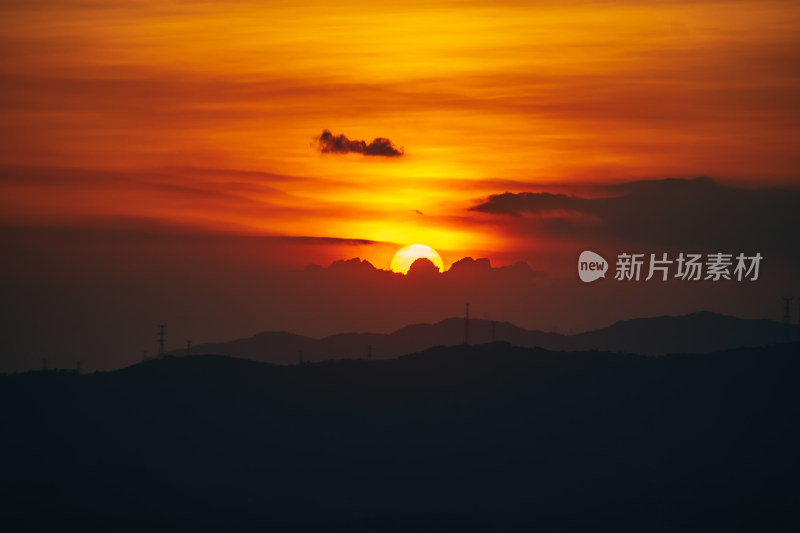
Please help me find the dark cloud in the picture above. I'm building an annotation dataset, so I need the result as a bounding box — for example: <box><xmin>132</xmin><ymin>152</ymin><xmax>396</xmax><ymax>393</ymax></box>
<box><xmin>407</xmin><ymin>257</ymin><xmax>440</xmax><ymax>277</ymax></box>
<box><xmin>305</xmin><ymin>255</ymin><xmax>544</xmax><ymax>284</ymax></box>
<box><xmin>326</xmin><ymin>257</ymin><xmax>381</xmax><ymax>274</ymax></box>
<box><xmin>2</xmin><ymin>217</ymin><xmax>388</xmax><ymax>247</ymax></box>
<box><xmin>449</xmin><ymin>256</ymin><xmax>491</xmax><ymax>274</ymax></box>
<box><xmin>316</xmin><ymin>130</ymin><xmax>404</xmax><ymax>157</ymax></box>
<box><xmin>472</xmin><ymin>191</ymin><xmax>589</xmax><ymax>215</ymax></box>
<box><xmin>273</xmin><ymin>235</ymin><xmax>382</xmax><ymax>246</ymax></box>
<box><xmin>471</xmin><ymin>177</ymin><xmax>800</xmax><ymax>261</ymax></box>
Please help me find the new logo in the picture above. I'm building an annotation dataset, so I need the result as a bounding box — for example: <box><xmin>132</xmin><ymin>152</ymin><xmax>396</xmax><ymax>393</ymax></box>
<box><xmin>578</xmin><ymin>251</ymin><xmax>608</xmax><ymax>282</ymax></box>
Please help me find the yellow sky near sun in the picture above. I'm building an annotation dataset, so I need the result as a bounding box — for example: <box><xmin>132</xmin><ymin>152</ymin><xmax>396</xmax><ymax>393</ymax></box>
<box><xmin>1</xmin><ymin>0</ymin><xmax>799</xmax><ymax>265</ymax></box>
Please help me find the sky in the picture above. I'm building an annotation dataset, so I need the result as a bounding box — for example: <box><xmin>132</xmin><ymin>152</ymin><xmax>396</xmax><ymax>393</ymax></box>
<box><xmin>1</xmin><ymin>0</ymin><xmax>799</xmax><ymax>371</ymax></box>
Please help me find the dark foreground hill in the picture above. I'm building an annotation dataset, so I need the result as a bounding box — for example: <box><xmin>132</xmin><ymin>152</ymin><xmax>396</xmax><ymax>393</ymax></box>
<box><xmin>167</xmin><ymin>311</ymin><xmax>787</xmax><ymax>364</ymax></box>
<box><xmin>2</xmin><ymin>342</ymin><xmax>799</xmax><ymax>532</ymax></box>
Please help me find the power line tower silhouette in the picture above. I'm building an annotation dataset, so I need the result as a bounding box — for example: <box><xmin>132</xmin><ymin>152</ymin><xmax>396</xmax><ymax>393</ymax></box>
<box><xmin>158</xmin><ymin>324</ymin><xmax>166</xmax><ymax>356</ymax></box>
<box><xmin>464</xmin><ymin>303</ymin><xmax>470</xmax><ymax>345</ymax></box>
<box><xmin>783</xmin><ymin>298</ymin><xmax>793</xmax><ymax>341</ymax></box>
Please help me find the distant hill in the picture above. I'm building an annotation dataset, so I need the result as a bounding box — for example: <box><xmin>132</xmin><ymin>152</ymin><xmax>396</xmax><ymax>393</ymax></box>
<box><xmin>167</xmin><ymin>311</ymin><xmax>787</xmax><ymax>363</ymax></box>
<box><xmin>2</xmin><ymin>343</ymin><xmax>799</xmax><ymax>531</ymax></box>
<box><xmin>569</xmin><ymin>311</ymin><xmax>787</xmax><ymax>354</ymax></box>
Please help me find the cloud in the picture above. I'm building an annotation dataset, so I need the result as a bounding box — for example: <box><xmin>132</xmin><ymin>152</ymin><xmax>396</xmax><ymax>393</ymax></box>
<box><xmin>471</xmin><ymin>192</ymin><xmax>589</xmax><ymax>215</ymax></box>
<box><xmin>407</xmin><ymin>257</ymin><xmax>440</xmax><ymax>277</ymax></box>
<box><xmin>315</xmin><ymin>130</ymin><xmax>404</xmax><ymax>157</ymax></box>
<box><xmin>471</xmin><ymin>177</ymin><xmax>800</xmax><ymax>261</ymax></box>
<box><xmin>273</xmin><ymin>235</ymin><xmax>383</xmax><ymax>246</ymax></box>
<box><xmin>305</xmin><ymin>255</ymin><xmax>544</xmax><ymax>284</ymax></box>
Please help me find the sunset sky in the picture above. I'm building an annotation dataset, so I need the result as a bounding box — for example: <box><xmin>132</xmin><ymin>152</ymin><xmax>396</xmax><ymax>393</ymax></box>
<box><xmin>2</xmin><ymin>0</ymin><xmax>799</xmax><ymax>371</ymax></box>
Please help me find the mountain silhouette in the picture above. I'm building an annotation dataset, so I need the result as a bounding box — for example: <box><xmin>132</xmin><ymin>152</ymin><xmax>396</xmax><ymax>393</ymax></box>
<box><xmin>2</xmin><ymin>342</ymin><xmax>798</xmax><ymax>531</ymax></box>
<box><xmin>167</xmin><ymin>311</ymin><xmax>786</xmax><ymax>363</ymax></box>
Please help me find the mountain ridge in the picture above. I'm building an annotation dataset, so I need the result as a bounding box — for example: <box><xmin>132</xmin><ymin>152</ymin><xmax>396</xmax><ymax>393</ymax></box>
<box><xmin>3</xmin><ymin>342</ymin><xmax>798</xmax><ymax>531</ymax></box>
<box><xmin>166</xmin><ymin>311</ymin><xmax>787</xmax><ymax>363</ymax></box>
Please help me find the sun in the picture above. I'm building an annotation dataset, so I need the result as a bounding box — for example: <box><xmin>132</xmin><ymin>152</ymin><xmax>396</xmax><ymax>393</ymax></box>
<box><xmin>390</xmin><ymin>244</ymin><xmax>444</xmax><ymax>274</ymax></box>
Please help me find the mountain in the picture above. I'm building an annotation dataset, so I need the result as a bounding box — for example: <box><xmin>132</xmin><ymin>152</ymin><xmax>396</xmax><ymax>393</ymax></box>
<box><xmin>2</xmin><ymin>343</ymin><xmax>798</xmax><ymax>531</ymax></box>
<box><xmin>167</xmin><ymin>311</ymin><xmax>787</xmax><ymax>363</ymax></box>
<box><xmin>569</xmin><ymin>311</ymin><xmax>787</xmax><ymax>354</ymax></box>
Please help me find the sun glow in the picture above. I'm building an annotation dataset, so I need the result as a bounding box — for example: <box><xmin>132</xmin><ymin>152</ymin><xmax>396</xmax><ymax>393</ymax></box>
<box><xmin>390</xmin><ymin>244</ymin><xmax>444</xmax><ymax>274</ymax></box>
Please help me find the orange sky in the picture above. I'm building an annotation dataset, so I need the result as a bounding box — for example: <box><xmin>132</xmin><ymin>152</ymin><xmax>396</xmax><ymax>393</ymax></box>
<box><xmin>2</xmin><ymin>0</ymin><xmax>799</xmax><ymax>269</ymax></box>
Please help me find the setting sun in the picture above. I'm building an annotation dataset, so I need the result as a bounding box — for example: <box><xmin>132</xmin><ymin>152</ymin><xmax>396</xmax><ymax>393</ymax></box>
<box><xmin>390</xmin><ymin>244</ymin><xmax>444</xmax><ymax>274</ymax></box>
